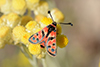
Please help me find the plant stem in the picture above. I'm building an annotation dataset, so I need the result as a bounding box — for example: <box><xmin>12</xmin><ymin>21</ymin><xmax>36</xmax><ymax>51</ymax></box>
<box><xmin>28</xmin><ymin>55</ymin><xmax>38</xmax><ymax>67</ymax></box>
<box><xmin>42</xmin><ymin>58</ymin><xmax>47</xmax><ymax>67</ymax></box>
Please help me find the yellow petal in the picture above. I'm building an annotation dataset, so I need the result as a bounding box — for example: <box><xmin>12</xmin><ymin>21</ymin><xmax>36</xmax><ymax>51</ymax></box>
<box><xmin>57</xmin><ymin>34</ymin><xmax>68</xmax><ymax>48</ymax></box>
<box><xmin>28</xmin><ymin>43</ymin><xmax>41</xmax><ymax>55</ymax></box>
<box><xmin>57</xmin><ymin>24</ymin><xmax>62</xmax><ymax>34</ymax></box>
<box><xmin>0</xmin><ymin>26</ymin><xmax>10</xmax><ymax>38</ymax></box>
<box><xmin>0</xmin><ymin>0</ymin><xmax>6</xmax><ymax>7</ymax></box>
<box><xmin>12</xmin><ymin>0</ymin><xmax>26</xmax><ymax>10</ymax></box>
<box><xmin>12</xmin><ymin>26</ymin><xmax>26</xmax><ymax>40</ymax></box>
<box><xmin>41</xmin><ymin>17</ymin><xmax>52</xmax><ymax>25</ymax></box>
<box><xmin>21</xmin><ymin>16</ymin><xmax>33</xmax><ymax>26</ymax></box>
<box><xmin>21</xmin><ymin>32</ymin><xmax>31</xmax><ymax>45</ymax></box>
<box><xmin>25</xmin><ymin>21</ymin><xmax>37</xmax><ymax>30</ymax></box>
<box><xmin>51</xmin><ymin>8</ymin><xmax>64</xmax><ymax>22</ymax></box>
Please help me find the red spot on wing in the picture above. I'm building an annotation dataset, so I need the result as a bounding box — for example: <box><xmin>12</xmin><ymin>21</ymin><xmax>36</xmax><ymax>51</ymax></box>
<box><xmin>34</xmin><ymin>35</ymin><xmax>37</xmax><ymax>38</ymax></box>
<box><xmin>48</xmin><ymin>41</ymin><xmax>52</xmax><ymax>45</ymax></box>
<box><xmin>44</xmin><ymin>27</ymin><xmax>48</xmax><ymax>32</ymax></box>
<box><xmin>33</xmin><ymin>40</ymin><xmax>37</xmax><ymax>42</ymax></box>
<box><xmin>52</xmin><ymin>46</ymin><xmax>56</xmax><ymax>49</ymax></box>
<box><xmin>52</xmin><ymin>39</ymin><xmax>56</xmax><ymax>43</ymax></box>
<box><xmin>51</xmin><ymin>32</ymin><xmax>54</xmax><ymax>36</ymax></box>
<box><xmin>38</xmin><ymin>31</ymin><xmax>41</xmax><ymax>34</ymax></box>
<box><xmin>48</xmin><ymin>48</ymin><xmax>51</xmax><ymax>52</ymax></box>
<box><xmin>38</xmin><ymin>34</ymin><xmax>42</xmax><ymax>40</ymax></box>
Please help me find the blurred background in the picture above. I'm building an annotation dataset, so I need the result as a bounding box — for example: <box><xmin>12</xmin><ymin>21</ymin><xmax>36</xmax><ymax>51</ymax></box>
<box><xmin>0</xmin><ymin>0</ymin><xmax>100</xmax><ymax>67</ymax></box>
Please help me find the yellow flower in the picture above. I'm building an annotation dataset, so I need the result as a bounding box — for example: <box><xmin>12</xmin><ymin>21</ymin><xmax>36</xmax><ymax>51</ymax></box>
<box><xmin>57</xmin><ymin>34</ymin><xmax>68</xmax><ymax>48</ymax></box>
<box><xmin>0</xmin><ymin>0</ymin><xmax>6</xmax><ymax>7</ymax></box>
<box><xmin>51</xmin><ymin>8</ymin><xmax>64</xmax><ymax>22</ymax></box>
<box><xmin>25</xmin><ymin>21</ymin><xmax>37</xmax><ymax>31</ymax></box>
<box><xmin>28</xmin><ymin>0</ymin><xmax>39</xmax><ymax>4</ymax></box>
<box><xmin>0</xmin><ymin>26</ymin><xmax>11</xmax><ymax>48</ymax></box>
<box><xmin>57</xmin><ymin>24</ymin><xmax>62</xmax><ymax>34</ymax></box>
<box><xmin>26</xmin><ymin>0</ymin><xmax>39</xmax><ymax>10</ymax></box>
<box><xmin>0</xmin><ymin>18</ymin><xmax>4</xmax><ymax>27</ymax></box>
<box><xmin>40</xmin><ymin>17</ymin><xmax>52</xmax><ymax>28</ymax></box>
<box><xmin>35</xmin><ymin>14</ymin><xmax>45</xmax><ymax>23</ymax></box>
<box><xmin>7</xmin><ymin>13</ymin><xmax>20</xmax><ymax>28</ymax></box>
<box><xmin>12</xmin><ymin>0</ymin><xmax>26</xmax><ymax>10</ymax></box>
<box><xmin>0</xmin><ymin>0</ymin><xmax>11</xmax><ymax>14</ymax></box>
<box><xmin>12</xmin><ymin>0</ymin><xmax>26</xmax><ymax>15</ymax></box>
<box><xmin>28</xmin><ymin>43</ymin><xmax>41</xmax><ymax>55</ymax></box>
<box><xmin>12</xmin><ymin>26</ymin><xmax>26</xmax><ymax>44</ymax></box>
<box><xmin>0</xmin><ymin>26</ymin><xmax>10</xmax><ymax>38</ymax></box>
<box><xmin>34</xmin><ymin>1</ymin><xmax>49</xmax><ymax>16</ymax></box>
<box><xmin>21</xmin><ymin>32</ymin><xmax>31</xmax><ymax>45</ymax></box>
<box><xmin>1</xmin><ymin>14</ymin><xmax>7</xmax><ymax>21</ymax></box>
<box><xmin>21</xmin><ymin>16</ymin><xmax>33</xmax><ymax>26</ymax></box>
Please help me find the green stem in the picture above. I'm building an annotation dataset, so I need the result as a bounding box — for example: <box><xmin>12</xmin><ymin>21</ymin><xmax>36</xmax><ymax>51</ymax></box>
<box><xmin>29</xmin><ymin>56</ymin><xmax>38</xmax><ymax>67</ymax></box>
<box><xmin>42</xmin><ymin>58</ymin><xmax>47</xmax><ymax>67</ymax></box>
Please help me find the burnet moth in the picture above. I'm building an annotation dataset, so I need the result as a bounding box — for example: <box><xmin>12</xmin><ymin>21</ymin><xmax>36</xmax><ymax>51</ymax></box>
<box><xmin>28</xmin><ymin>11</ymin><xmax>73</xmax><ymax>57</ymax></box>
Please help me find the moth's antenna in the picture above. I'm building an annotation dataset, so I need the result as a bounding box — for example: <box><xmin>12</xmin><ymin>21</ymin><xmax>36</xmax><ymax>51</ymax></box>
<box><xmin>48</xmin><ymin>11</ymin><xmax>54</xmax><ymax>22</ymax></box>
<box><xmin>48</xmin><ymin>11</ymin><xmax>73</xmax><ymax>26</ymax></box>
<box><xmin>60</xmin><ymin>22</ymin><xmax>73</xmax><ymax>26</ymax></box>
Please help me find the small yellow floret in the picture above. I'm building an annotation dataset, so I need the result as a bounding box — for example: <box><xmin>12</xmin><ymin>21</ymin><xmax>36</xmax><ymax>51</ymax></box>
<box><xmin>12</xmin><ymin>26</ymin><xmax>26</xmax><ymax>39</ymax></box>
<box><xmin>6</xmin><ymin>13</ymin><xmax>20</xmax><ymax>27</ymax></box>
<box><xmin>34</xmin><ymin>1</ymin><xmax>49</xmax><ymax>15</ymax></box>
<box><xmin>57</xmin><ymin>24</ymin><xmax>62</xmax><ymax>34</ymax></box>
<box><xmin>51</xmin><ymin>8</ymin><xmax>64</xmax><ymax>22</ymax></box>
<box><xmin>1</xmin><ymin>15</ymin><xmax>7</xmax><ymax>21</ymax></box>
<box><xmin>41</xmin><ymin>17</ymin><xmax>52</xmax><ymax>25</ymax></box>
<box><xmin>21</xmin><ymin>32</ymin><xmax>30</xmax><ymax>45</ymax></box>
<box><xmin>28</xmin><ymin>0</ymin><xmax>39</xmax><ymax>4</ymax></box>
<box><xmin>21</xmin><ymin>16</ymin><xmax>33</xmax><ymax>26</ymax></box>
<box><xmin>28</xmin><ymin>43</ymin><xmax>41</xmax><ymax>55</ymax></box>
<box><xmin>35</xmin><ymin>14</ymin><xmax>45</xmax><ymax>22</ymax></box>
<box><xmin>7</xmin><ymin>13</ymin><xmax>20</xmax><ymax>22</ymax></box>
<box><xmin>0</xmin><ymin>0</ymin><xmax>6</xmax><ymax>7</ymax></box>
<box><xmin>25</xmin><ymin>21</ymin><xmax>37</xmax><ymax>30</ymax></box>
<box><xmin>12</xmin><ymin>0</ymin><xmax>26</xmax><ymax>10</ymax></box>
<box><xmin>57</xmin><ymin>34</ymin><xmax>68</xmax><ymax>48</ymax></box>
<box><xmin>0</xmin><ymin>18</ymin><xmax>3</xmax><ymax>26</ymax></box>
<box><xmin>0</xmin><ymin>26</ymin><xmax>10</xmax><ymax>38</ymax></box>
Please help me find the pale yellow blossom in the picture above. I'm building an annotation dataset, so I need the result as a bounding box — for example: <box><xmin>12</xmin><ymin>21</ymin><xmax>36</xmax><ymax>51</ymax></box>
<box><xmin>40</xmin><ymin>17</ymin><xmax>53</xmax><ymax>28</ymax></box>
<box><xmin>0</xmin><ymin>0</ymin><xmax>6</xmax><ymax>7</ymax></box>
<box><xmin>26</xmin><ymin>0</ymin><xmax>39</xmax><ymax>10</ymax></box>
<box><xmin>51</xmin><ymin>8</ymin><xmax>64</xmax><ymax>22</ymax></box>
<box><xmin>6</xmin><ymin>13</ymin><xmax>21</xmax><ymax>28</ymax></box>
<box><xmin>12</xmin><ymin>0</ymin><xmax>27</xmax><ymax>15</ymax></box>
<box><xmin>28</xmin><ymin>43</ymin><xmax>41</xmax><ymax>55</ymax></box>
<box><xmin>1</xmin><ymin>0</ymin><xmax>11</xmax><ymax>14</ymax></box>
<box><xmin>21</xmin><ymin>16</ymin><xmax>33</xmax><ymax>26</ymax></box>
<box><xmin>34</xmin><ymin>1</ymin><xmax>49</xmax><ymax>16</ymax></box>
<box><xmin>12</xmin><ymin>26</ymin><xmax>26</xmax><ymax>44</ymax></box>
<box><xmin>57</xmin><ymin>34</ymin><xmax>68</xmax><ymax>48</ymax></box>
<box><xmin>0</xmin><ymin>26</ymin><xmax>11</xmax><ymax>48</ymax></box>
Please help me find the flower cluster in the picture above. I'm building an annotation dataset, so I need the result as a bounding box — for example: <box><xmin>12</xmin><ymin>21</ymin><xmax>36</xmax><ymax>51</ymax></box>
<box><xmin>0</xmin><ymin>0</ymin><xmax>68</xmax><ymax>59</ymax></box>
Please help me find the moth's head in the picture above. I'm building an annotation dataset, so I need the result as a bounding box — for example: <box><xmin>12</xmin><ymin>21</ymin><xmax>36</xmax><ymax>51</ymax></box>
<box><xmin>52</xmin><ymin>22</ymin><xmax>57</xmax><ymax>26</ymax></box>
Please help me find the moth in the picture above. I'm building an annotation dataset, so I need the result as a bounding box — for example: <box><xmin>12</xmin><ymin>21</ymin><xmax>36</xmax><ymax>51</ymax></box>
<box><xmin>28</xmin><ymin>11</ymin><xmax>73</xmax><ymax>57</ymax></box>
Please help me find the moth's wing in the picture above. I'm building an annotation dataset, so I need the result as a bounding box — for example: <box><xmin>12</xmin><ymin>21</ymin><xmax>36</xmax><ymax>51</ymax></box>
<box><xmin>28</xmin><ymin>26</ymin><xmax>49</xmax><ymax>44</ymax></box>
<box><xmin>46</xmin><ymin>29</ymin><xmax>57</xmax><ymax>57</ymax></box>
